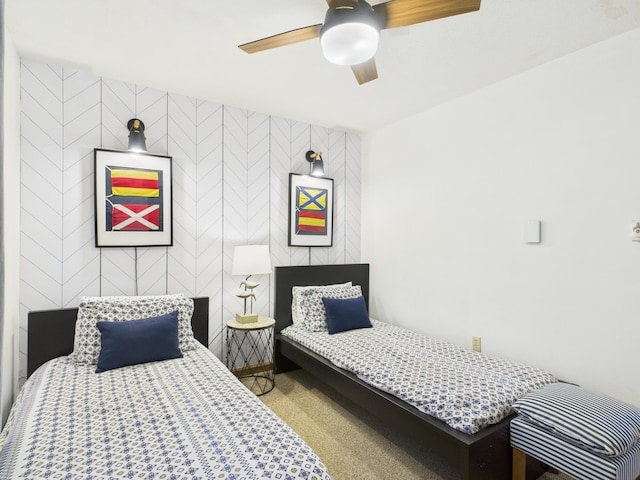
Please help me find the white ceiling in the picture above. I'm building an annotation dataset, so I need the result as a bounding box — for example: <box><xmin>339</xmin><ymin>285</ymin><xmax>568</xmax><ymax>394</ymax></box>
<box><xmin>5</xmin><ymin>0</ymin><xmax>640</xmax><ymax>133</ymax></box>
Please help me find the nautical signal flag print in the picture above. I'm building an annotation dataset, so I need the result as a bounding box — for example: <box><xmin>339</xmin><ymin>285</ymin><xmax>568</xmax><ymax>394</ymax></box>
<box><xmin>111</xmin><ymin>204</ymin><xmax>160</xmax><ymax>231</ymax></box>
<box><xmin>296</xmin><ymin>186</ymin><xmax>327</xmax><ymax>235</ymax></box>
<box><xmin>110</xmin><ymin>169</ymin><xmax>160</xmax><ymax>197</ymax></box>
<box><xmin>105</xmin><ymin>166</ymin><xmax>164</xmax><ymax>232</ymax></box>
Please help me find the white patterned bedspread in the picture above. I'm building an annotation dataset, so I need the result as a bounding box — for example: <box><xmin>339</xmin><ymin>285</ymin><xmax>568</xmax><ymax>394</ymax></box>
<box><xmin>282</xmin><ymin>321</ymin><xmax>557</xmax><ymax>434</ymax></box>
<box><xmin>0</xmin><ymin>344</ymin><xmax>333</xmax><ymax>480</ymax></box>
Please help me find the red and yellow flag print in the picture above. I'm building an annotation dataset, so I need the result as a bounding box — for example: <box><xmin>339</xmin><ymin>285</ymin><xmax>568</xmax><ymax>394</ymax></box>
<box><xmin>110</xmin><ymin>169</ymin><xmax>159</xmax><ymax>197</ymax></box>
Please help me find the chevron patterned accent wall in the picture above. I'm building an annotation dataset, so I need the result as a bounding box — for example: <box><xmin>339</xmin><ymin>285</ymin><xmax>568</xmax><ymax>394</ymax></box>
<box><xmin>18</xmin><ymin>60</ymin><xmax>362</xmax><ymax>383</ymax></box>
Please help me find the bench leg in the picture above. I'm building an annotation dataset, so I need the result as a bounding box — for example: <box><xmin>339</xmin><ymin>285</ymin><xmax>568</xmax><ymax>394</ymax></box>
<box><xmin>512</xmin><ymin>447</ymin><xmax>527</xmax><ymax>480</ymax></box>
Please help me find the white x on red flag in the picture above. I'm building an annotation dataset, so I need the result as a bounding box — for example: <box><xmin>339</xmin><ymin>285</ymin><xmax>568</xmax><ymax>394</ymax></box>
<box><xmin>111</xmin><ymin>204</ymin><xmax>160</xmax><ymax>231</ymax></box>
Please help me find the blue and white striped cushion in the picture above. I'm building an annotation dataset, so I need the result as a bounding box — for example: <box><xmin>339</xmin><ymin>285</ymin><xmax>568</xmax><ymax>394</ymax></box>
<box><xmin>511</xmin><ymin>416</ymin><xmax>640</xmax><ymax>480</ymax></box>
<box><xmin>513</xmin><ymin>383</ymin><xmax>640</xmax><ymax>457</ymax></box>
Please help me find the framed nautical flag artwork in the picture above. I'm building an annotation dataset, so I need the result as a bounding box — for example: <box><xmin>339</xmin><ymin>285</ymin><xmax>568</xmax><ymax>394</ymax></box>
<box><xmin>94</xmin><ymin>148</ymin><xmax>173</xmax><ymax>247</ymax></box>
<box><xmin>288</xmin><ymin>173</ymin><xmax>334</xmax><ymax>247</ymax></box>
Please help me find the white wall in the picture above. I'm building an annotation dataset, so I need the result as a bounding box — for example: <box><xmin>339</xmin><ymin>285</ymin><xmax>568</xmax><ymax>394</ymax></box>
<box><xmin>361</xmin><ymin>27</ymin><xmax>640</xmax><ymax>407</ymax></box>
<box><xmin>2</xmin><ymin>23</ymin><xmax>20</xmax><ymax>423</ymax></box>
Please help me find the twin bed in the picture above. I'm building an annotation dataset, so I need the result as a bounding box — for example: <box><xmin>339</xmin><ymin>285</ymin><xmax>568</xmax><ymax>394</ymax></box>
<box><xmin>274</xmin><ymin>263</ymin><xmax>556</xmax><ymax>480</ymax></box>
<box><xmin>0</xmin><ymin>294</ymin><xmax>332</xmax><ymax>479</ymax></box>
<box><xmin>1</xmin><ymin>263</ymin><xmax>556</xmax><ymax>480</ymax></box>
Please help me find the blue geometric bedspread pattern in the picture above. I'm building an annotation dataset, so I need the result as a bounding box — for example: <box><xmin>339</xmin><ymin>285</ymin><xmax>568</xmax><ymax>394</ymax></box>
<box><xmin>282</xmin><ymin>320</ymin><xmax>558</xmax><ymax>434</ymax></box>
<box><xmin>0</xmin><ymin>344</ymin><xmax>333</xmax><ymax>479</ymax></box>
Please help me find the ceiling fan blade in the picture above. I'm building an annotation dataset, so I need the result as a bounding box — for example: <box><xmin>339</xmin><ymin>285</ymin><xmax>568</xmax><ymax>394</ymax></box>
<box><xmin>374</xmin><ymin>0</ymin><xmax>480</xmax><ymax>30</ymax></box>
<box><xmin>351</xmin><ymin>58</ymin><xmax>378</xmax><ymax>85</ymax></box>
<box><xmin>239</xmin><ymin>24</ymin><xmax>322</xmax><ymax>54</ymax></box>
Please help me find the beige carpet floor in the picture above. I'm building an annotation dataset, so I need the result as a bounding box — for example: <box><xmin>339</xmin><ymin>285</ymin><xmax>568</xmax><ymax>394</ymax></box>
<box><xmin>260</xmin><ymin>369</ymin><xmax>573</xmax><ymax>480</ymax></box>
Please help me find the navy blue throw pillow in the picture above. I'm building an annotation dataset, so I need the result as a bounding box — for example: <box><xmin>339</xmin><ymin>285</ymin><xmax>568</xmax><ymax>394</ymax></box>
<box><xmin>322</xmin><ymin>295</ymin><xmax>372</xmax><ymax>334</ymax></box>
<box><xmin>96</xmin><ymin>311</ymin><xmax>183</xmax><ymax>373</ymax></box>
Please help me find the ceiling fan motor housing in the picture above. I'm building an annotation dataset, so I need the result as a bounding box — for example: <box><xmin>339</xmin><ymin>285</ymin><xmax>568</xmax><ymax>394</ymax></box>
<box><xmin>320</xmin><ymin>0</ymin><xmax>380</xmax><ymax>66</ymax></box>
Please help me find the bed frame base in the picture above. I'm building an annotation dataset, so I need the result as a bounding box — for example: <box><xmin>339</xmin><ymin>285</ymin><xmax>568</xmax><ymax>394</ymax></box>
<box><xmin>278</xmin><ymin>336</ymin><xmax>531</xmax><ymax>480</ymax></box>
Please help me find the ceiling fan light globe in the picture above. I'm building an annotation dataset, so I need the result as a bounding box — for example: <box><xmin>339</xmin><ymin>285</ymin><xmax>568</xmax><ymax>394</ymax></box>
<box><xmin>321</xmin><ymin>23</ymin><xmax>379</xmax><ymax>66</ymax></box>
<box><xmin>320</xmin><ymin>1</ymin><xmax>380</xmax><ymax>66</ymax></box>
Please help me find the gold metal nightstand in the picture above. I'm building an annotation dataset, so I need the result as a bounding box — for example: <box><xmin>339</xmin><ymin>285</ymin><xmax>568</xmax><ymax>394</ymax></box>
<box><xmin>225</xmin><ymin>316</ymin><xmax>275</xmax><ymax>395</ymax></box>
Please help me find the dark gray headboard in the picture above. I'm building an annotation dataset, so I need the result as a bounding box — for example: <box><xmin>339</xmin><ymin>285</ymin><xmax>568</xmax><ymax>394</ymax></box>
<box><xmin>27</xmin><ymin>297</ymin><xmax>209</xmax><ymax>377</ymax></box>
<box><xmin>274</xmin><ymin>264</ymin><xmax>370</xmax><ymax>334</ymax></box>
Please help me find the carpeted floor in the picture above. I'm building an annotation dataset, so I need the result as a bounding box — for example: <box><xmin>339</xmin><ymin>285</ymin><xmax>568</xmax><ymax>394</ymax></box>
<box><xmin>260</xmin><ymin>369</ymin><xmax>572</xmax><ymax>480</ymax></box>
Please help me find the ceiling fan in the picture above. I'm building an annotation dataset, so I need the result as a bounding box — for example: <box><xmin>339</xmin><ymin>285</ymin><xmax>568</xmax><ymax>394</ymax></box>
<box><xmin>239</xmin><ymin>0</ymin><xmax>481</xmax><ymax>85</ymax></box>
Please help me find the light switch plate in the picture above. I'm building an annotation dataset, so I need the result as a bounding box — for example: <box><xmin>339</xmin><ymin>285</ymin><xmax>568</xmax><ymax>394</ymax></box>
<box><xmin>523</xmin><ymin>220</ymin><xmax>541</xmax><ymax>243</ymax></box>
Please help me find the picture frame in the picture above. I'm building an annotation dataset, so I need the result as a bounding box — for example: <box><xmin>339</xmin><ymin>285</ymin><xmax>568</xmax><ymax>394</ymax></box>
<box><xmin>288</xmin><ymin>173</ymin><xmax>334</xmax><ymax>247</ymax></box>
<box><xmin>94</xmin><ymin>148</ymin><xmax>173</xmax><ymax>247</ymax></box>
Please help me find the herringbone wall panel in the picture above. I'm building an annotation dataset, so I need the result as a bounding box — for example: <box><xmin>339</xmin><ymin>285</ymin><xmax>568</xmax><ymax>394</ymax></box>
<box><xmin>18</xmin><ymin>60</ymin><xmax>362</xmax><ymax>382</ymax></box>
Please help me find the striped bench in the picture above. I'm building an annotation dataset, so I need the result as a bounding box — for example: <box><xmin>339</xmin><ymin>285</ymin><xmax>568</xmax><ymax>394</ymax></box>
<box><xmin>510</xmin><ymin>383</ymin><xmax>640</xmax><ymax>480</ymax></box>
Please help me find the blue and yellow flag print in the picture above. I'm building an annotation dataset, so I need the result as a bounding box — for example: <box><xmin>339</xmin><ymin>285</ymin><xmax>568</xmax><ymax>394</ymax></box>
<box><xmin>296</xmin><ymin>186</ymin><xmax>327</xmax><ymax>235</ymax></box>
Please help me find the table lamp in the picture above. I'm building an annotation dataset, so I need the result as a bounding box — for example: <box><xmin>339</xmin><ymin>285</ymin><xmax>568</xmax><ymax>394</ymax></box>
<box><xmin>231</xmin><ymin>245</ymin><xmax>272</xmax><ymax>323</ymax></box>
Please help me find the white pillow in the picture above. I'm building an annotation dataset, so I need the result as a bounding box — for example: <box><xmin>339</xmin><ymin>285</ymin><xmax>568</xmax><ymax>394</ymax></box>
<box><xmin>69</xmin><ymin>294</ymin><xmax>196</xmax><ymax>365</ymax></box>
<box><xmin>299</xmin><ymin>284</ymin><xmax>363</xmax><ymax>332</ymax></box>
<box><xmin>291</xmin><ymin>282</ymin><xmax>351</xmax><ymax>326</ymax></box>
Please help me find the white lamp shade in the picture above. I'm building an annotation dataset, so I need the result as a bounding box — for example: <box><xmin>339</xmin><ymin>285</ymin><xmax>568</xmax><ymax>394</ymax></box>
<box><xmin>232</xmin><ymin>245</ymin><xmax>272</xmax><ymax>276</ymax></box>
<box><xmin>321</xmin><ymin>22</ymin><xmax>379</xmax><ymax>66</ymax></box>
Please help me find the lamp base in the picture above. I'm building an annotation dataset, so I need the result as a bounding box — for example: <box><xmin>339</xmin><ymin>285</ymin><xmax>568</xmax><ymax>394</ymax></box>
<box><xmin>235</xmin><ymin>313</ymin><xmax>259</xmax><ymax>324</ymax></box>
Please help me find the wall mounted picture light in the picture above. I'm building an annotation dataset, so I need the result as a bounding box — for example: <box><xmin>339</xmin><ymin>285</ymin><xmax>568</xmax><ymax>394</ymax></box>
<box><xmin>127</xmin><ymin>118</ymin><xmax>147</xmax><ymax>152</ymax></box>
<box><xmin>305</xmin><ymin>150</ymin><xmax>325</xmax><ymax>177</ymax></box>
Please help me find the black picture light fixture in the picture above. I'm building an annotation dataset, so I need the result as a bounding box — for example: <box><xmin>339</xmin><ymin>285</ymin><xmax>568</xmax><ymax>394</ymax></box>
<box><xmin>305</xmin><ymin>150</ymin><xmax>325</xmax><ymax>177</ymax></box>
<box><xmin>127</xmin><ymin>118</ymin><xmax>147</xmax><ymax>152</ymax></box>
